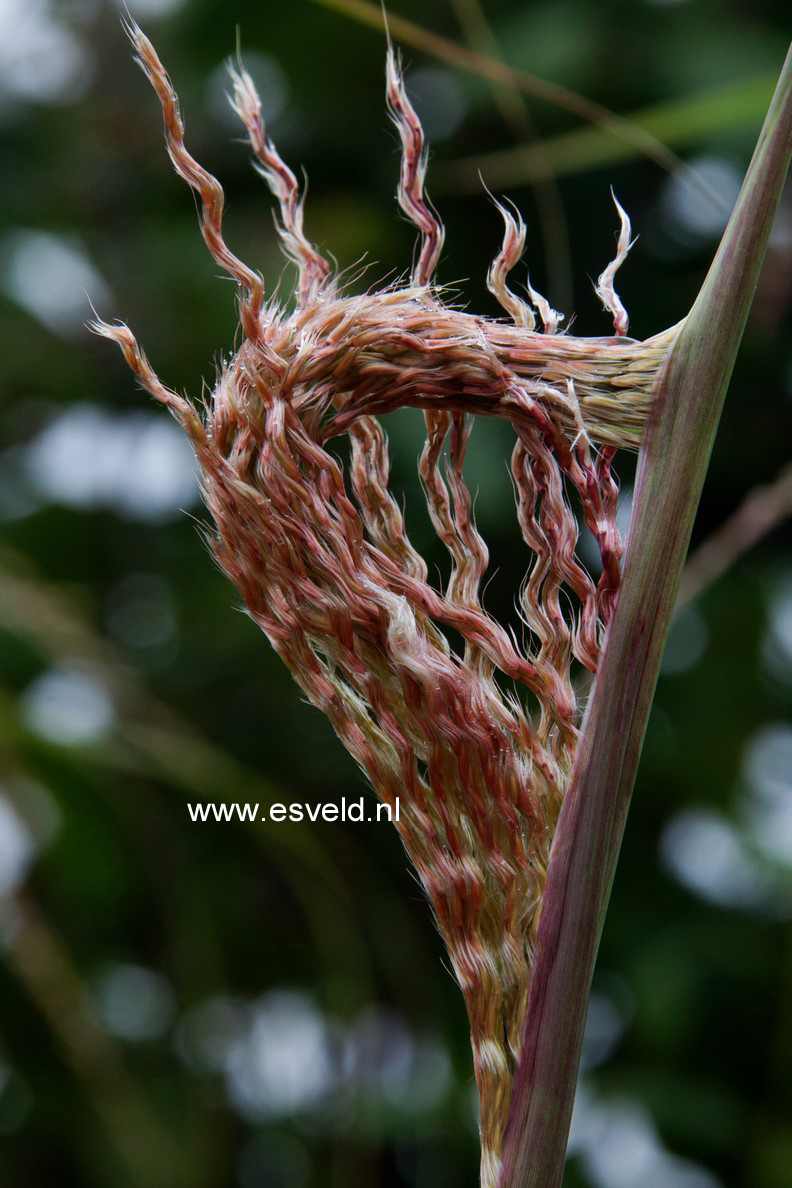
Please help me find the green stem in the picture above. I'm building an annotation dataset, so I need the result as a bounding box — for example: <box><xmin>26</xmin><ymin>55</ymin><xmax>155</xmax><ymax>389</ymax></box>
<box><xmin>498</xmin><ymin>42</ymin><xmax>792</xmax><ymax>1188</ymax></box>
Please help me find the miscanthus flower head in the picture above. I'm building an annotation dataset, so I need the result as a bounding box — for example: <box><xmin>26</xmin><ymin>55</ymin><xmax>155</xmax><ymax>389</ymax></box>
<box><xmin>94</xmin><ymin>22</ymin><xmax>681</xmax><ymax>1185</ymax></box>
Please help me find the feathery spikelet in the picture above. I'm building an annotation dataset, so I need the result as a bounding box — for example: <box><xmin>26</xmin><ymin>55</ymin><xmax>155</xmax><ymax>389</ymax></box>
<box><xmin>93</xmin><ymin>23</ymin><xmax>681</xmax><ymax>1185</ymax></box>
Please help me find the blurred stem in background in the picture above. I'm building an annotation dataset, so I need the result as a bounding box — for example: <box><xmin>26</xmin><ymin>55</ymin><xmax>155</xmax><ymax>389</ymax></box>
<box><xmin>316</xmin><ymin>0</ymin><xmax>727</xmax><ymax>211</ymax></box>
<box><xmin>6</xmin><ymin>894</ymin><xmax>187</xmax><ymax>1188</ymax></box>
<box><xmin>678</xmin><ymin>460</ymin><xmax>792</xmax><ymax>608</ymax></box>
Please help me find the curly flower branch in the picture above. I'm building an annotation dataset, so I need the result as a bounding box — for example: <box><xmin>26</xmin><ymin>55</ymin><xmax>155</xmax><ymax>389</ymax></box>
<box><xmin>93</xmin><ymin>21</ymin><xmax>684</xmax><ymax>1184</ymax></box>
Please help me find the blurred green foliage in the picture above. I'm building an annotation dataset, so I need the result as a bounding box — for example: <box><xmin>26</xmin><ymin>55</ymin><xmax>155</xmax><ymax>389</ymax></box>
<box><xmin>0</xmin><ymin>1</ymin><xmax>790</xmax><ymax>1186</ymax></box>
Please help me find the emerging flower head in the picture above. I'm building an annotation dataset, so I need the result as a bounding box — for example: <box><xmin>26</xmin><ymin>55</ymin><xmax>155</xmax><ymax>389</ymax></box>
<box><xmin>93</xmin><ymin>22</ymin><xmax>680</xmax><ymax>1185</ymax></box>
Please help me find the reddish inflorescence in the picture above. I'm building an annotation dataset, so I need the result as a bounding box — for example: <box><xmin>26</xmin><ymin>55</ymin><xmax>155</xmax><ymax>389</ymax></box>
<box><xmin>94</xmin><ymin>22</ymin><xmax>680</xmax><ymax>1184</ymax></box>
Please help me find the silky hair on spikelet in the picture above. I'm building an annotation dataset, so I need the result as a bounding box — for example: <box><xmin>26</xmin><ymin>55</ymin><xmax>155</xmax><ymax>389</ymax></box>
<box><xmin>93</xmin><ymin>21</ymin><xmax>682</xmax><ymax>1187</ymax></box>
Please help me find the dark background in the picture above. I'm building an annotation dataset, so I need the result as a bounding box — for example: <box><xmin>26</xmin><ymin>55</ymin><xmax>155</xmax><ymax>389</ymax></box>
<box><xmin>0</xmin><ymin>1</ymin><xmax>790</xmax><ymax>1185</ymax></box>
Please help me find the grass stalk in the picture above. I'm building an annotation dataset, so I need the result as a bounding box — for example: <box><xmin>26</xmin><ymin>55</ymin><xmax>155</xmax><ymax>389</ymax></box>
<box><xmin>313</xmin><ymin>0</ymin><xmax>692</xmax><ymax>180</ymax></box>
<box><xmin>497</xmin><ymin>42</ymin><xmax>792</xmax><ymax>1188</ymax></box>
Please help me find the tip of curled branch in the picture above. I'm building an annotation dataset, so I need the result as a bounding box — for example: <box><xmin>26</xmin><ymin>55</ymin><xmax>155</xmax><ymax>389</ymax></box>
<box><xmin>119</xmin><ymin>16</ymin><xmax>266</xmax><ymax>331</ymax></box>
<box><xmin>226</xmin><ymin>53</ymin><xmax>331</xmax><ymax>303</ymax></box>
<box><xmin>385</xmin><ymin>44</ymin><xmax>445</xmax><ymax>288</ymax></box>
<box><xmin>121</xmin><ymin>14</ymin><xmax>177</xmax><ymax>120</ymax></box>
<box><xmin>595</xmin><ymin>191</ymin><xmax>634</xmax><ymax>337</ymax></box>
<box><xmin>525</xmin><ymin>274</ymin><xmax>564</xmax><ymax>336</ymax></box>
<box><xmin>486</xmin><ymin>193</ymin><xmax>536</xmax><ymax>331</ymax></box>
<box><xmin>119</xmin><ymin>12</ymin><xmax>147</xmax><ymax>58</ymax></box>
<box><xmin>482</xmin><ymin>186</ymin><xmax>565</xmax><ymax>334</ymax></box>
<box><xmin>88</xmin><ymin>314</ymin><xmax>204</xmax><ymax>442</ymax></box>
<box><xmin>227</xmin><ymin>59</ymin><xmax>261</xmax><ymax>131</ymax></box>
